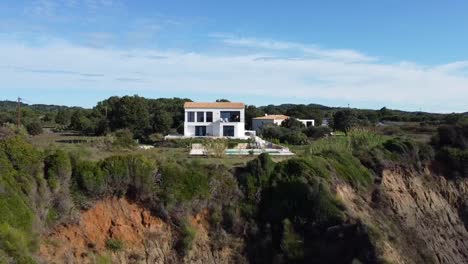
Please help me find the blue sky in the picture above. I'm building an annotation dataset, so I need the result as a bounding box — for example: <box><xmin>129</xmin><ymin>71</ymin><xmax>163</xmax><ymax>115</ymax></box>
<box><xmin>1</xmin><ymin>0</ymin><xmax>468</xmax><ymax>112</ymax></box>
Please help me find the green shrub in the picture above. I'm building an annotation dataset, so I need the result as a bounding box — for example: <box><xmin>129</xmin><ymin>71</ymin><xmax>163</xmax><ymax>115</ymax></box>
<box><xmin>436</xmin><ymin>147</ymin><xmax>468</xmax><ymax>178</ymax></box>
<box><xmin>280</xmin><ymin>131</ymin><xmax>308</xmax><ymax>145</ymax></box>
<box><xmin>319</xmin><ymin>150</ymin><xmax>374</xmax><ymax>189</ymax></box>
<box><xmin>126</xmin><ymin>155</ymin><xmax>156</xmax><ymax>199</ymax></box>
<box><xmin>0</xmin><ymin>223</ymin><xmax>37</xmax><ymax>264</ymax></box>
<box><xmin>209</xmin><ymin>209</ymin><xmax>223</xmax><ymax>228</ymax></box>
<box><xmin>242</xmin><ymin>154</ymin><xmax>275</xmax><ymax>202</ymax></box>
<box><xmin>44</xmin><ymin>149</ymin><xmax>72</xmax><ymax>192</ymax></box>
<box><xmin>26</xmin><ymin>122</ymin><xmax>43</xmax><ymax>136</ymax></box>
<box><xmin>281</xmin><ymin>219</ymin><xmax>304</xmax><ymax>260</ymax></box>
<box><xmin>105</xmin><ymin>238</ymin><xmax>124</xmax><ymax>252</ymax></box>
<box><xmin>260</xmin><ymin>178</ymin><xmax>344</xmax><ymax>227</ymax></box>
<box><xmin>46</xmin><ymin>208</ymin><xmax>59</xmax><ymax>226</ymax></box>
<box><xmin>112</xmin><ymin>129</ymin><xmax>137</xmax><ymax>149</ymax></box>
<box><xmin>96</xmin><ymin>254</ymin><xmax>112</xmax><ymax>264</ymax></box>
<box><xmin>304</xmin><ymin>126</ymin><xmax>331</xmax><ymax>139</ymax></box>
<box><xmin>177</xmin><ymin>220</ymin><xmax>197</xmax><ymax>255</ymax></box>
<box><xmin>383</xmin><ymin>137</ymin><xmax>434</xmax><ymax>167</ymax></box>
<box><xmin>0</xmin><ymin>138</ymin><xmax>38</xmax><ymax>232</ymax></box>
<box><xmin>74</xmin><ymin>160</ymin><xmax>106</xmax><ymax>196</ymax></box>
<box><xmin>101</xmin><ymin>156</ymin><xmax>131</xmax><ymax>196</ymax></box>
<box><xmin>205</xmin><ymin>140</ymin><xmax>227</xmax><ymax>158</ymax></box>
<box><xmin>159</xmin><ymin>161</ymin><xmax>210</xmax><ymax>204</ymax></box>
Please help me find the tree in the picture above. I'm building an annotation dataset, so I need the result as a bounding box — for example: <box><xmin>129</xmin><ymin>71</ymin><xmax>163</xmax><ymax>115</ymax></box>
<box><xmin>216</xmin><ymin>99</ymin><xmax>230</xmax><ymax>102</ymax></box>
<box><xmin>281</xmin><ymin>118</ymin><xmax>304</xmax><ymax>130</ymax></box>
<box><xmin>281</xmin><ymin>131</ymin><xmax>308</xmax><ymax>145</ymax></box>
<box><xmin>245</xmin><ymin>105</ymin><xmax>265</xmax><ymax>130</ymax></box>
<box><xmin>152</xmin><ymin>110</ymin><xmax>173</xmax><ymax>134</ymax></box>
<box><xmin>26</xmin><ymin>122</ymin><xmax>43</xmax><ymax>136</ymax></box>
<box><xmin>42</xmin><ymin>112</ymin><xmax>56</xmax><ymax>123</ymax></box>
<box><xmin>101</xmin><ymin>95</ymin><xmax>150</xmax><ymax>138</ymax></box>
<box><xmin>261</xmin><ymin>125</ymin><xmax>288</xmax><ymax>140</ymax></box>
<box><xmin>55</xmin><ymin>109</ymin><xmax>72</xmax><ymax>126</ymax></box>
<box><xmin>444</xmin><ymin>113</ymin><xmax>464</xmax><ymax>125</ymax></box>
<box><xmin>332</xmin><ymin>110</ymin><xmax>358</xmax><ymax>135</ymax></box>
<box><xmin>378</xmin><ymin>107</ymin><xmax>392</xmax><ymax>118</ymax></box>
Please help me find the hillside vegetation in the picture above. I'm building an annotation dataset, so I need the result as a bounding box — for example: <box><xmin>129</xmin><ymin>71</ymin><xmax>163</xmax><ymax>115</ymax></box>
<box><xmin>1</xmin><ymin>120</ymin><xmax>467</xmax><ymax>263</ymax></box>
<box><xmin>1</xmin><ymin>96</ymin><xmax>468</xmax><ymax>263</ymax></box>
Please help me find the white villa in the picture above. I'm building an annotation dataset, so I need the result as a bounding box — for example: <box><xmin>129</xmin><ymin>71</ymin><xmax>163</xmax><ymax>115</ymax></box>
<box><xmin>252</xmin><ymin>114</ymin><xmax>315</xmax><ymax>132</ymax></box>
<box><xmin>183</xmin><ymin>102</ymin><xmax>248</xmax><ymax>139</ymax></box>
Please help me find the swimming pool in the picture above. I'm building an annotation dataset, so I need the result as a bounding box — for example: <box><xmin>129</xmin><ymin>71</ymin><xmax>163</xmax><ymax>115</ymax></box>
<box><xmin>224</xmin><ymin>149</ymin><xmax>293</xmax><ymax>156</ymax></box>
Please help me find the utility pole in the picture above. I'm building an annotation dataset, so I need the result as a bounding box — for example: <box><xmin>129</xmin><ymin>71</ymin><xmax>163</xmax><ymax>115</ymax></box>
<box><xmin>17</xmin><ymin>97</ymin><xmax>21</xmax><ymax>129</ymax></box>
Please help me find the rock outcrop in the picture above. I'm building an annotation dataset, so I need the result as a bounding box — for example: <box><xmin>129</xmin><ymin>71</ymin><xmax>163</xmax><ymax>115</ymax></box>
<box><xmin>39</xmin><ymin>197</ymin><xmax>242</xmax><ymax>264</ymax></box>
<box><xmin>40</xmin><ymin>168</ymin><xmax>468</xmax><ymax>264</ymax></box>
<box><xmin>337</xmin><ymin>168</ymin><xmax>468</xmax><ymax>264</ymax></box>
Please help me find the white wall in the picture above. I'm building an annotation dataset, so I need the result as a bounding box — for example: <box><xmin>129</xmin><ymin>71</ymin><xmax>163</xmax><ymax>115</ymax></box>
<box><xmin>298</xmin><ymin>119</ymin><xmax>315</xmax><ymax>127</ymax></box>
<box><xmin>184</xmin><ymin>108</ymin><xmax>246</xmax><ymax>138</ymax></box>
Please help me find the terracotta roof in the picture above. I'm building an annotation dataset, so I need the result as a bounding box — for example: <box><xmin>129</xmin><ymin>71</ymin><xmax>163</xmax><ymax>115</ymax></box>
<box><xmin>253</xmin><ymin>114</ymin><xmax>290</xmax><ymax>120</ymax></box>
<box><xmin>184</xmin><ymin>102</ymin><xmax>244</xmax><ymax>109</ymax></box>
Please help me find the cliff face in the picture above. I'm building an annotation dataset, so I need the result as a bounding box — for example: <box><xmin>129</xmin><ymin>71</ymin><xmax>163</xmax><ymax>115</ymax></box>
<box><xmin>39</xmin><ymin>197</ymin><xmax>243</xmax><ymax>264</ymax></box>
<box><xmin>40</xmin><ymin>168</ymin><xmax>468</xmax><ymax>264</ymax></box>
<box><xmin>337</xmin><ymin>168</ymin><xmax>468</xmax><ymax>264</ymax></box>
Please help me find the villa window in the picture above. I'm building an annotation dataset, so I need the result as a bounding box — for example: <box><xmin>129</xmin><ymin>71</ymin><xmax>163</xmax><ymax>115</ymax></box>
<box><xmin>196</xmin><ymin>112</ymin><xmax>204</xmax><ymax>122</ymax></box>
<box><xmin>206</xmin><ymin>112</ymin><xmax>213</xmax><ymax>122</ymax></box>
<box><xmin>187</xmin><ymin>112</ymin><xmax>195</xmax><ymax>122</ymax></box>
<box><xmin>220</xmin><ymin>111</ymin><xmax>241</xmax><ymax>122</ymax></box>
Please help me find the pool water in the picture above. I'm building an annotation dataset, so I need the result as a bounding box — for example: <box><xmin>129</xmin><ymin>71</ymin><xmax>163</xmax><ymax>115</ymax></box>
<box><xmin>225</xmin><ymin>149</ymin><xmax>284</xmax><ymax>155</ymax></box>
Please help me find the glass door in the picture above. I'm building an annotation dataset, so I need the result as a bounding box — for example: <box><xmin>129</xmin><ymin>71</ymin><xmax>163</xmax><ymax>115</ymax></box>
<box><xmin>195</xmin><ymin>126</ymin><xmax>207</xmax><ymax>136</ymax></box>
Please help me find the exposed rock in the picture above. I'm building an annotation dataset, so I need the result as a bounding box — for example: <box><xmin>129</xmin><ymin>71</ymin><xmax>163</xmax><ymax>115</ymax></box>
<box><xmin>337</xmin><ymin>168</ymin><xmax>468</xmax><ymax>264</ymax></box>
<box><xmin>39</xmin><ymin>197</ymin><xmax>242</xmax><ymax>264</ymax></box>
<box><xmin>40</xmin><ymin>168</ymin><xmax>468</xmax><ymax>264</ymax></box>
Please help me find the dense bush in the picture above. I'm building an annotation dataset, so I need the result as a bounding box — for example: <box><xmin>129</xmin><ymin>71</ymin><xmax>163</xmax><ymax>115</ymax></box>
<box><xmin>431</xmin><ymin>123</ymin><xmax>468</xmax><ymax>177</ymax></box>
<box><xmin>280</xmin><ymin>131</ymin><xmax>308</xmax><ymax>145</ymax></box>
<box><xmin>304</xmin><ymin>126</ymin><xmax>331</xmax><ymax>139</ymax></box>
<box><xmin>433</xmin><ymin>124</ymin><xmax>468</xmax><ymax>149</ymax></box>
<box><xmin>176</xmin><ymin>220</ymin><xmax>197</xmax><ymax>256</ymax></box>
<box><xmin>112</xmin><ymin>129</ymin><xmax>137</xmax><ymax>149</ymax></box>
<box><xmin>74</xmin><ymin>160</ymin><xmax>106</xmax><ymax>196</ymax></box>
<box><xmin>159</xmin><ymin>161</ymin><xmax>210</xmax><ymax>204</ymax></box>
<box><xmin>26</xmin><ymin>122</ymin><xmax>43</xmax><ymax>136</ymax></box>
<box><xmin>73</xmin><ymin>155</ymin><xmax>157</xmax><ymax>199</ymax></box>
<box><xmin>0</xmin><ymin>223</ymin><xmax>37</xmax><ymax>264</ymax></box>
<box><xmin>319</xmin><ymin>150</ymin><xmax>374</xmax><ymax>189</ymax></box>
<box><xmin>0</xmin><ymin>136</ymin><xmax>52</xmax><ymax>262</ymax></box>
<box><xmin>281</xmin><ymin>118</ymin><xmax>304</xmax><ymax>130</ymax></box>
<box><xmin>436</xmin><ymin>147</ymin><xmax>468</xmax><ymax>178</ymax></box>
<box><xmin>241</xmin><ymin>153</ymin><xmax>376</xmax><ymax>263</ymax></box>
<box><xmin>44</xmin><ymin>149</ymin><xmax>72</xmax><ymax>192</ymax></box>
<box><xmin>280</xmin><ymin>219</ymin><xmax>304</xmax><ymax>261</ymax></box>
<box><xmin>332</xmin><ymin>110</ymin><xmax>358</xmax><ymax>135</ymax></box>
<box><xmin>261</xmin><ymin>125</ymin><xmax>309</xmax><ymax>145</ymax></box>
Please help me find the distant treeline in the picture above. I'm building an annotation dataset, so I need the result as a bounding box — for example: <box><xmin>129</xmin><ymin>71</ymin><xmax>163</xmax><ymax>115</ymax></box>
<box><xmin>0</xmin><ymin>97</ymin><xmax>466</xmax><ymax>141</ymax></box>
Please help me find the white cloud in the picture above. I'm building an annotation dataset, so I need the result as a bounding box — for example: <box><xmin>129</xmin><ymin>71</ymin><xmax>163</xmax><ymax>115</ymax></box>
<box><xmin>215</xmin><ymin>36</ymin><xmax>377</xmax><ymax>63</ymax></box>
<box><xmin>0</xmin><ymin>38</ymin><xmax>468</xmax><ymax>112</ymax></box>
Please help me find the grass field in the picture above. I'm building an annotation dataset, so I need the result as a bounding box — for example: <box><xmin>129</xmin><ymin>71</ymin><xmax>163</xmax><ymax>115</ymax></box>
<box><xmin>31</xmin><ymin>130</ymin><xmax>292</xmax><ymax>166</ymax></box>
